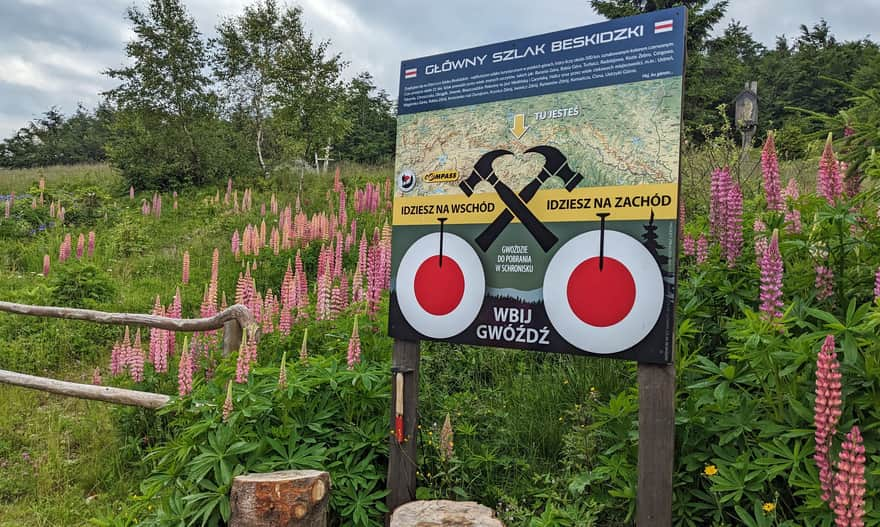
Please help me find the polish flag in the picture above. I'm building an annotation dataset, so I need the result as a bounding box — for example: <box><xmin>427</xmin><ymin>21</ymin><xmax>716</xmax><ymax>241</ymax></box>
<box><xmin>654</xmin><ymin>19</ymin><xmax>674</xmax><ymax>33</ymax></box>
<box><xmin>404</xmin><ymin>67</ymin><xmax>418</xmax><ymax>79</ymax></box>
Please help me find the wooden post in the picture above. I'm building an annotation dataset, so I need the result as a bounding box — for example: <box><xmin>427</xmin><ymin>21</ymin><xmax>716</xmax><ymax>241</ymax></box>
<box><xmin>230</xmin><ymin>470</ymin><xmax>330</xmax><ymax>527</ymax></box>
<box><xmin>223</xmin><ymin>319</ymin><xmax>244</xmax><ymax>356</ymax></box>
<box><xmin>386</xmin><ymin>339</ymin><xmax>420</xmax><ymax>519</ymax></box>
<box><xmin>637</xmin><ymin>363</ymin><xmax>675</xmax><ymax>526</ymax></box>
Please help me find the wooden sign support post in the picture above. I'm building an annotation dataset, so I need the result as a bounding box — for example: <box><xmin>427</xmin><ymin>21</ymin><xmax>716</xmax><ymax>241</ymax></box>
<box><xmin>387</xmin><ymin>339</ymin><xmax>421</xmax><ymax>521</ymax></box>
<box><xmin>636</xmin><ymin>363</ymin><xmax>676</xmax><ymax>526</ymax></box>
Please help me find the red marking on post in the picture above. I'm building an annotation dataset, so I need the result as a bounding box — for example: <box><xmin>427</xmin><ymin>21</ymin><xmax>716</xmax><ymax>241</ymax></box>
<box><xmin>395</xmin><ymin>414</ymin><xmax>404</xmax><ymax>443</ymax></box>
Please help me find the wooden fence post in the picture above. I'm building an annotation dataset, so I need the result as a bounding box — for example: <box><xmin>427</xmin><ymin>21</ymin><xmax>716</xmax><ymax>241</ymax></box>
<box><xmin>637</xmin><ymin>363</ymin><xmax>676</xmax><ymax>526</ymax></box>
<box><xmin>386</xmin><ymin>339</ymin><xmax>420</xmax><ymax>520</ymax></box>
<box><xmin>223</xmin><ymin>318</ymin><xmax>244</xmax><ymax>356</ymax></box>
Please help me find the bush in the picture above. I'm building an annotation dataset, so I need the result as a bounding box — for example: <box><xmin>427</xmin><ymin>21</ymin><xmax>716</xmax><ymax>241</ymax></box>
<box><xmin>107</xmin><ymin>352</ymin><xmax>390</xmax><ymax>527</ymax></box>
<box><xmin>49</xmin><ymin>261</ymin><xmax>116</xmax><ymax>308</ymax></box>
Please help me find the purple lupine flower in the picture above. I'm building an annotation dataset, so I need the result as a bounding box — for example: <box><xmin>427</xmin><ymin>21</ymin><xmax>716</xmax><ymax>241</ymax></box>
<box><xmin>816</xmin><ymin>266</ymin><xmax>834</xmax><ymax>301</ymax></box>
<box><xmin>818</xmin><ymin>133</ymin><xmax>843</xmax><ymax>205</ymax></box>
<box><xmin>696</xmin><ymin>235</ymin><xmax>709</xmax><ymax>264</ymax></box>
<box><xmin>759</xmin><ymin>230</ymin><xmax>784</xmax><ymax>320</ymax></box>
<box><xmin>761</xmin><ymin>133</ymin><xmax>783</xmax><ymax>211</ymax></box>
<box><xmin>724</xmin><ymin>182</ymin><xmax>743</xmax><ymax>267</ymax></box>
<box><xmin>682</xmin><ymin>234</ymin><xmax>695</xmax><ymax>256</ymax></box>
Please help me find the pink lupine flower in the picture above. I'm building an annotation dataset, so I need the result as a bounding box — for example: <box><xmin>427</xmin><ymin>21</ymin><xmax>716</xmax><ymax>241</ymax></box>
<box><xmin>178</xmin><ymin>338</ymin><xmax>193</xmax><ymax>396</ymax></box>
<box><xmin>129</xmin><ymin>186</ymin><xmax>134</xmax><ymax>200</ymax></box>
<box><xmin>814</xmin><ymin>335</ymin><xmax>842</xmax><ymax>503</ymax></box>
<box><xmin>92</xmin><ymin>367</ymin><xmax>102</xmax><ymax>386</ymax></box>
<box><xmin>874</xmin><ymin>267</ymin><xmax>880</xmax><ymax>303</ymax></box>
<box><xmin>234</xmin><ymin>328</ymin><xmax>258</xmax><ymax>383</ymax></box>
<box><xmin>761</xmin><ymin>133</ymin><xmax>783</xmax><ymax>211</ymax></box>
<box><xmin>759</xmin><ymin>230</ymin><xmax>783</xmax><ymax>320</ymax></box>
<box><xmin>231</xmin><ymin>230</ymin><xmax>240</xmax><ymax>256</ymax></box>
<box><xmin>832</xmin><ymin>426</ymin><xmax>866</xmax><ymax>527</ymax></box>
<box><xmin>785</xmin><ymin>208</ymin><xmax>803</xmax><ymax>234</ymax></box>
<box><xmin>723</xmin><ymin>181</ymin><xmax>743</xmax><ymax>267</ymax></box>
<box><xmin>347</xmin><ymin>316</ymin><xmax>361</xmax><ymax>369</ymax></box>
<box><xmin>709</xmin><ymin>167</ymin><xmax>731</xmax><ymax>239</ymax></box>
<box><xmin>130</xmin><ymin>329</ymin><xmax>144</xmax><ymax>382</ymax></box>
<box><xmin>783</xmin><ymin>178</ymin><xmax>799</xmax><ymax>201</ymax></box>
<box><xmin>278</xmin><ymin>352</ymin><xmax>288</xmax><ymax>390</ymax></box>
<box><xmin>121</xmin><ymin>326</ymin><xmax>132</xmax><ymax>370</ymax></box>
<box><xmin>696</xmin><ymin>235</ymin><xmax>709</xmax><ymax>264</ymax></box>
<box><xmin>4</xmin><ymin>199</ymin><xmax>10</xmax><ymax>218</ymax></box>
<box><xmin>279</xmin><ymin>306</ymin><xmax>292</xmax><ymax>335</ymax></box>
<box><xmin>173</xmin><ymin>190</ymin><xmax>178</xmax><ymax>210</ymax></box>
<box><xmin>49</xmin><ymin>201</ymin><xmax>55</xmax><ymax>218</ymax></box>
<box><xmin>816</xmin><ymin>266</ymin><xmax>834</xmax><ymax>301</ymax></box>
<box><xmin>678</xmin><ymin>200</ymin><xmax>685</xmax><ymax>241</ymax></box>
<box><xmin>182</xmin><ymin>251</ymin><xmax>190</xmax><ymax>284</ymax></box>
<box><xmin>166</xmin><ymin>289</ymin><xmax>182</xmax><ymax>354</ymax></box>
<box><xmin>357</xmin><ymin>231</ymin><xmax>368</xmax><ymax>277</ymax></box>
<box><xmin>753</xmin><ymin>218</ymin><xmax>768</xmax><ymax>264</ymax></box>
<box><xmin>31</xmin><ymin>197</ymin><xmax>36</xmax><ymax>209</ymax></box>
<box><xmin>300</xmin><ymin>328</ymin><xmax>309</xmax><ymax>363</ymax></box>
<box><xmin>682</xmin><ymin>235</ymin><xmax>695</xmax><ymax>257</ymax></box>
<box><xmin>42</xmin><ymin>254</ymin><xmax>50</xmax><ymax>276</ymax></box>
<box><xmin>59</xmin><ymin>234</ymin><xmax>71</xmax><ymax>262</ymax></box>
<box><xmin>818</xmin><ymin>133</ymin><xmax>843</xmax><ymax>205</ymax></box>
<box><xmin>222</xmin><ymin>380</ymin><xmax>233</xmax><ymax>422</ymax></box>
<box><xmin>110</xmin><ymin>341</ymin><xmax>123</xmax><ymax>376</ymax></box>
<box><xmin>87</xmin><ymin>231</ymin><xmax>95</xmax><ymax>257</ymax></box>
<box><xmin>281</xmin><ymin>260</ymin><xmax>295</xmax><ymax>307</ymax></box>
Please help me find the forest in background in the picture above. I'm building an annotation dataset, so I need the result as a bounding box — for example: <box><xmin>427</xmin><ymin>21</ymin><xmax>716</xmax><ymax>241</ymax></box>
<box><xmin>0</xmin><ymin>0</ymin><xmax>878</xmax><ymax>183</ymax></box>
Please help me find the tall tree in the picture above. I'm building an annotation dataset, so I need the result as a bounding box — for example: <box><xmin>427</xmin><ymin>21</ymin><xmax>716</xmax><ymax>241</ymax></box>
<box><xmin>214</xmin><ymin>0</ymin><xmax>348</xmax><ymax>175</ymax></box>
<box><xmin>335</xmin><ymin>72</ymin><xmax>396</xmax><ymax>164</ymax></box>
<box><xmin>589</xmin><ymin>0</ymin><xmax>728</xmax><ymax>139</ymax></box>
<box><xmin>103</xmin><ymin>0</ymin><xmax>217</xmax><ymax>188</ymax></box>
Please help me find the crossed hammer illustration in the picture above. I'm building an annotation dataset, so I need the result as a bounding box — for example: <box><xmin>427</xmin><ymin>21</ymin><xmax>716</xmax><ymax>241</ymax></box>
<box><xmin>459</xmin><ymin>145</ymin><xmax>583</xmax><ymax>252</ymax></box>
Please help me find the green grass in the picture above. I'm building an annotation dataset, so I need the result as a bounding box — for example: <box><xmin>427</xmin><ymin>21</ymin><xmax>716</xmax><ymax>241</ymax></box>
<box><xmin>0</xmin><ymin>164</ymin><xmax>122</xmax><ymax>195</ymax></box>
<box><xmin>0</xmin><ymin>384</ymin><xmax>136</xmax><ymax>526</ymax></box>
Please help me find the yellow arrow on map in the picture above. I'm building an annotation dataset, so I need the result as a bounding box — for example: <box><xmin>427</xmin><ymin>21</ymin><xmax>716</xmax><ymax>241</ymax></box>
<box><xmin>510</xmin><ymin>113</ymin><xmax>529</xmax><ymax>139</ymax></box>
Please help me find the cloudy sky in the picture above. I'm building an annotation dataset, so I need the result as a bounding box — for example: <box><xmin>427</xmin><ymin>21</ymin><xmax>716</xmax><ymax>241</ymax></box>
<box><xmin>1</xmin><ymin>0</ymin><xmax>877</xmax><ymax>138</ymax></box>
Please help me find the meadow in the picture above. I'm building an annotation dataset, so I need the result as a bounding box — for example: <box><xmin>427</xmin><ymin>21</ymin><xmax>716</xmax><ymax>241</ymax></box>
<box><xmin>0</xmin><ymin>125</ymin><xmax>879</xmax><ymax>527</ymax></box>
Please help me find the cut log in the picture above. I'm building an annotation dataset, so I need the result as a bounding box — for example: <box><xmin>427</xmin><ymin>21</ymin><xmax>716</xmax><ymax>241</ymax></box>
<box><xmin>391</xmin><ymin>500</ymin><xmax>505</xmax><ymax>527</ymax></box>
<box><xmin>230</xmin><ymin>470</ymin><xmax>330</xmax><ymax>527</ymax></box>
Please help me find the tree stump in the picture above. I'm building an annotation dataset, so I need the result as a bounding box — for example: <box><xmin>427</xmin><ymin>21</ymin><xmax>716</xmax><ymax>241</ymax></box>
<box><xmin>390</xmin><ymin>500</ymin><xmax>505</xmax><ymax>527</ymax></box>
<box><xmin>230</xmin><ymin>470</ymin><xmax>330</xmax><ymax>527</ymax></box>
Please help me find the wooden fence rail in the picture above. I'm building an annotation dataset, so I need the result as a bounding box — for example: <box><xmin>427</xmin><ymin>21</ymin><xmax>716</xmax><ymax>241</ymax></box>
<box><xmin>0</xmin><ymin>301</ymin><xmax>256</xmax><ymax>407</ymax></box>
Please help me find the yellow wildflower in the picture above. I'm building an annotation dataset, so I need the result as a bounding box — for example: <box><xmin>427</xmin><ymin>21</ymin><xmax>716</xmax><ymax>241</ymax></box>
<box><xmin>703</xmin><ymin>464</ymin><xmax>718</xmax><ymax>476</ymax></box>
<box><xmin>762</xmin><ymin>502</ymin><xmax>775</xmax><ymax>513</ymax></box>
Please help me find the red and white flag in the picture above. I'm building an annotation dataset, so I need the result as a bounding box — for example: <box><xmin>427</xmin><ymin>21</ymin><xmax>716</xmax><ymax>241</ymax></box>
<box><xmin>654</xmin><ymin>19</ymin><xmax>673</xmax><ymax>33</ymax></box>
<box><xmin>404</xmin><ymin>67</ymin><xmax>418</xmax><ymax>79</ymax></box>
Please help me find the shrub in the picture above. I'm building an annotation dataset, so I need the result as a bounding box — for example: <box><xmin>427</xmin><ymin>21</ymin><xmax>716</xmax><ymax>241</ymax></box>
<box><xmin>49</xmin><ymin>260</ymin><xmax>116</xmax><ymax>308</ymax></box>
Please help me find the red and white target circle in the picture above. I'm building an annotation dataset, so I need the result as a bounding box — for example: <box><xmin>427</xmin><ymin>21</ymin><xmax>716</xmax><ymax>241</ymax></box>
<box><xmin>396</xmin><ymin>232</ymin><xmax>485</xmax><ymax>338</ymax></box>
<box><xmin>543</xmin><ymin>230</ymin><xmax>664</xmax><ymax>354</ymax></box>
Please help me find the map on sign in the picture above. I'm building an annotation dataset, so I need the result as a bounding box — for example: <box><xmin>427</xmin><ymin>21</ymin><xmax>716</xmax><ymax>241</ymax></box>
<box><xmin>396</xmin><ymin>78</ymin><xmax>682</xmax><ymax>195</ymax></box>
<box><xmin>389</xmin><ymin>7</ymin><xmax>686</xmax><ymax>364</ymax></box>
